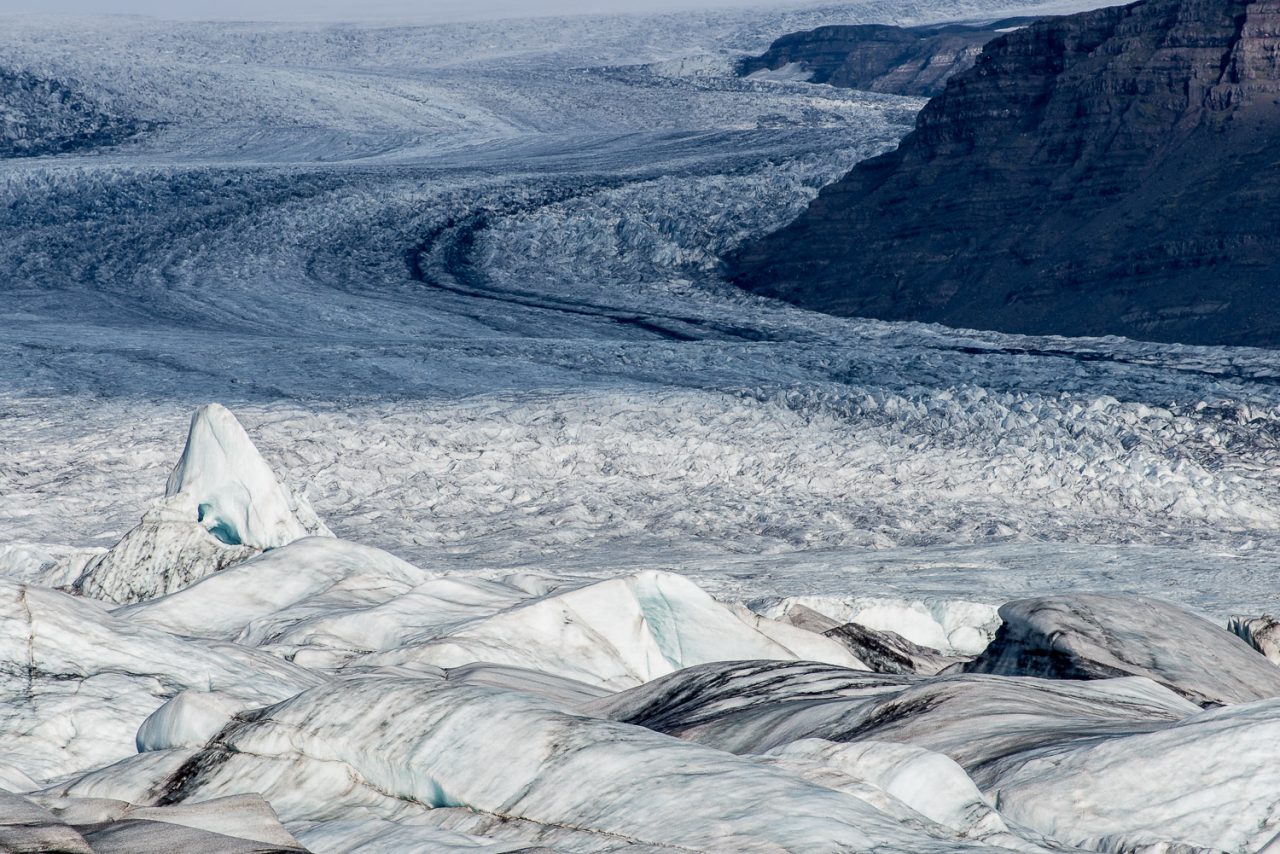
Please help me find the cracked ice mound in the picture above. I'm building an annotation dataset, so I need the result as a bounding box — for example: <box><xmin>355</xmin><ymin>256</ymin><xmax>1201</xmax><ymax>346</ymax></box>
<box><xmin>73</xmin><ymin>404</ymin><xmax>331</xmax><ymax>604</ymax></box>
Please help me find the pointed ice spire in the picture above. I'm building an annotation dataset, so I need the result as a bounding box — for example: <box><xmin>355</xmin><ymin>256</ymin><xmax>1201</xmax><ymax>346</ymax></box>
<box><xmin>72</xmin><ymin>404</ymin><xmax>330</xmax><ymax>604</ymax></box>
<box><xmin>165</xmin><ymin>404</ymin><xmax>315</xmax><ymax>550</ymax></box>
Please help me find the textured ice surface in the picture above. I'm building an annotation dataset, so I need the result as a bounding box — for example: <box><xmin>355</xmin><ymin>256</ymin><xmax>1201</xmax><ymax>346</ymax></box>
<box><xmin>754</xmin><ymin>594</ymin><xmax>1002</xmax><ymax>655</ymax></box>
<box><xmin>353</xmin><ymin>569</ymin><xmax>867</xmax><ymax>688</ymax></box>
<box><xmin>1230</xmin><ymin>614</ymin><xmax>1280</xmax><ymax>665</ymax></box>
<box><xmin>0</xmin><ymin>578</ymin><xmax>319</xmax><ymax>781</ymax></box>
<box><xmin>760</xmin><ymin>739</ymin><xmax>1026</xmax><ymax>847</ymax></box>
<box><xmin>5</xmin><ymin>1</ymin><xmax>1280</xmax><ymax>850</ymax></box>
<box><xmin>966</xmin><ymin>594</ymin><xmax>1280</xmax><ymax>706</ymax></box>
<box><xmin>52</xmin><ymin>677</ymin><xmax>1011</xmax><ymax>853</ymax></box>
<box><xmin>988</xmin><ymin>699</ymin><xmax>1280</xmax><ymax>851</ymax></box>
<box><xmin>0</xmin><ymin>790</ymin><xmax>305</xmax><ymax>854</ymax></box>
<box><xmin>124</xmin><ymin>539</ymin><xmax>865</xmax><ymax>686</ymax></box>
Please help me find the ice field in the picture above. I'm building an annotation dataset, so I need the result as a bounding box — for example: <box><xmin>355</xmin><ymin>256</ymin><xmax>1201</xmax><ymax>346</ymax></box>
<box><xmin>4</xmin><ymin>1</ymin><xmax>1280</xmax><ymax>850</ymax></box>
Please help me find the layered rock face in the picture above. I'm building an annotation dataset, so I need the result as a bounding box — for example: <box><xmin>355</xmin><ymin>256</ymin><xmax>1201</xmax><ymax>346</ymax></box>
<box><xmin>738</xmin><ymin>19</ymin><xmax>1036</xmax><ymax>96</ymax></box>
<box><xmin>729</xmin><ymin>0</ymin><xmax>1280</xmax><ymax>347</ymax></box>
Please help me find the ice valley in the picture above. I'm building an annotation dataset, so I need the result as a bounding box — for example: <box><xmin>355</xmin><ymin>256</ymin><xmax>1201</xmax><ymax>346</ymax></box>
<box><xmin>4</xmin><ymin>1</ymin><xmax>1280</xmax><ymax>851</ymax></box>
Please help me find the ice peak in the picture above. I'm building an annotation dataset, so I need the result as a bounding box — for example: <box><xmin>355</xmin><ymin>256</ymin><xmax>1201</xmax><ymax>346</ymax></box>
<box><xmin>166</xmin><ymin>403</ymin><xmax>315</xmax><ymax>550</ymax></box>
<box><xmin>71</xmin><ymin>405</ymin><xmax>330</xmax><ymax>604</ymax></box>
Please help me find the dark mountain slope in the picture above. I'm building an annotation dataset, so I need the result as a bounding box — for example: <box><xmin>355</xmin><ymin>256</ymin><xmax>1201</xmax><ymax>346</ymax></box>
<box><xmin>728</xmin><ymin>0</ymin><xmax>1280</xmax><ymax>347</ymax></box>
<box><xmin>737</xmin><ymin>18</ymin><xmax>1038</xmax><ymax>97</ymax></box>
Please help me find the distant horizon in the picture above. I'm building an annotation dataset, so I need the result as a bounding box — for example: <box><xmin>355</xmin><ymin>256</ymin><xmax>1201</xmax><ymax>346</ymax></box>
<box><xmin>0</xmin><ymin>0</ymin><xmax>833</xmax><ymax>23</ymax></box>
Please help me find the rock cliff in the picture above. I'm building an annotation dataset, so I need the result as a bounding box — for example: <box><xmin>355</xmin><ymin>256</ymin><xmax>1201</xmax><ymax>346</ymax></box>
<box><xmin>738</xmin><ymin>19</ymin><xmax>1037</xmax><ymax>96</ymax></box>
<box><xmin>729</xmin><ymin>0</ymin><xmax>1280</xmax><ymax>347</ymax></box>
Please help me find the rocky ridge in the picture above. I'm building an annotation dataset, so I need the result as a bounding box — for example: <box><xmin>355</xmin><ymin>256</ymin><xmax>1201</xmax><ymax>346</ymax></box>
<box><xmin>738</xmin><ymin>18</ymin><xmax>1038</xmax><ymax>96</ymax></box>
<box><xmin>729</xmin><ymin>0</ymin><xmax>1280</xmax><ymax>347</ymax></box>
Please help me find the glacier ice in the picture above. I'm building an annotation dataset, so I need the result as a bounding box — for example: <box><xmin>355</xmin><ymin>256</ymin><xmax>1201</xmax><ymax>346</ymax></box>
<box><xmin>753</xmin><ymin>594</ymin><xmax>1003</xmax><ymax>656</ymax></box>
<box><xmin>0</xmin><ymin>790</ymin><xmax>305</xmax><ymax>854</ymax></box>
<box><xmin>164</xmin><ymin>403</ymin><xmax>331</xmax><ymax>550</ymax></box>
<box><xmin>0</xmin><ymin>578</ymin><xmax>318</xmax><ymax>781</ymax></box>
<box><xmin>10</xmin><ymin>400</ymin><xmax>1280</xmax><ymax>850</ymax></box>
<box><xmin>118</xmin><ymin>536</ymin><xmax>432</xmax><ymax>650</ymax></box>
<box><xmin>966</xmin><ymin>594</ymin><xmax>1280</xmax><ymax>706</ymax></box>
<box><xmin>121</xmin><ymin>542</ymin><xmax>863</xmax><ymax>683</ymax></box>
<box><xmin>3</xmin><ymin>0</ymin><xmax>1280</xmax><ymax>850</ymax></box>
<box><xmin>70</xmin><ymin>403</ymin><xmax>331</xmax><ymax>604</ymax></box>
<box><xmin>760</xmin><ymin>739</ymin><xmax>1022</xmax><ymax>845</ymax></box>
<box><xmin>988</xmin><ymin>699</ymin><xmax>1280</xmax><ymax>851</ymax></box>
<box><xmin>1229</xmin><ymin>613</ymin><xmax>1280</xmax><ymax>665</ymax></box>
<box><xmin>354</xmin><ymin>569</ymin><xmax>868</xmax><ymax>689</ymax></box>
<box><xmin>821</xmin><ymin>621</ymin><xmax>966</xmax><ymax>675</ymax></box>
<box><xmin>52</xmin><ymin>677</ymin><xmax>1007</xmax><ymax>853</ymax></box>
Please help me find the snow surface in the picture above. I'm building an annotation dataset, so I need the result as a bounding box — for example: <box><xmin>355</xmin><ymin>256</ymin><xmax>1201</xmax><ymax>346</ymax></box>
<box><xmin>5</xmin><ymin>0</ymin><xmax>1280</xmax><ymax>850</ymax></box>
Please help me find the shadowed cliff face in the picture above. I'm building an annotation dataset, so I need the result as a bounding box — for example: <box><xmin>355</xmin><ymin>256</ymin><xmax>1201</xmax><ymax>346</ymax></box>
<box><xmin>728</xmin><ymin>0</ymin><xmax>1280</xmax><ymax>347</ymax></box>
<box><xmin>737</xmin><ymin>19</ymin><xmax>1038</xmax><ymax>97</ymax></box>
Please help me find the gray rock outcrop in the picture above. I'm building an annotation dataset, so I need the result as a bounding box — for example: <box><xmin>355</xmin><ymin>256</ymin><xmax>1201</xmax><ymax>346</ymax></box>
<box><xmin>738</xmin><ymin>19</ymin><xmax>1037</xmax><ymax>97</ymax></box>
<box><xmin>729</xmin><ymin>0</ymin><xmax>1280</xmax><ymax>347</ymax></box>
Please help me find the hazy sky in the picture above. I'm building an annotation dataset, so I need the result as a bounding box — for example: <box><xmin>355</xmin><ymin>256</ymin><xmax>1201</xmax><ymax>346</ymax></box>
<box><xmin>0</xmin><ymin>0</ymin><xmax>821</xmax><ymax>22</ymax></box>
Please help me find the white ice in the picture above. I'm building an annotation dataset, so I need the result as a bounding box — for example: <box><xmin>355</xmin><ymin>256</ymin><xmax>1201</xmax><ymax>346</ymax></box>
<box><xmin>4</xmin><ymin>0</ymin><xmax>1280</xmax><ymax>850</ymax></box>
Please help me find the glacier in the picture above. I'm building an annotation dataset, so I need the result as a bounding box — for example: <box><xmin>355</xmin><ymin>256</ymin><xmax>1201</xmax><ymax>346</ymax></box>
<box><xmin>4</xmin><ymin>0</ymin><xmax>1280</xmax><ymax>850</ymax></box>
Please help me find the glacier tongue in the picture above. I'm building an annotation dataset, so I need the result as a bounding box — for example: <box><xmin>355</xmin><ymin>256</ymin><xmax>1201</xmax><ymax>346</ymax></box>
<box><xmin>5</xmin><ymin>2</ymin><xmax>1280</xmax><ymax>850</ymax></box>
